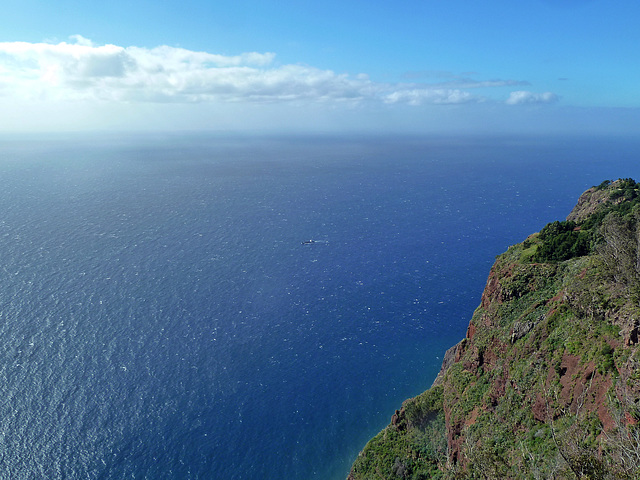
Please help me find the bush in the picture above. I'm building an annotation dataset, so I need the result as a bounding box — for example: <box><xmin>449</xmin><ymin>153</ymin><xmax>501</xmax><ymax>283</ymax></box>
<box><xmin>533</xmin><ymin>221</ymin><xmax>590</xmax><ymax>262</ymax></box>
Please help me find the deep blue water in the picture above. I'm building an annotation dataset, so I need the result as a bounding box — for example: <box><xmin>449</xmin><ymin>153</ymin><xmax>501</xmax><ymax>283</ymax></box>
<box><xmin>0</xmin><ymin>133</ymin><xmax>637</xmax><ymax>479</ymax></box>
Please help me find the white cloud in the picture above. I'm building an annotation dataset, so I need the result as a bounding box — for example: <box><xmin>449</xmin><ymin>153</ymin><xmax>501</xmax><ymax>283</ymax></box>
<box><xmin>506</xmin><ymin>91</ymin><xmax>559</xmax><ymax>105</ymax></box>
<box><xmin>0</xmin><ymin>37</ymin><xmax>554</xmax><ymax>109</ymax></box>
<box><xmin>68</xmin><ymin>35</ymin><xmax>94</xmax><ymax>47</ymax></box>
<box><xmin>384</xmin><ymin>89</ymin><xmax>478</xmax><ymax>105</ymax></box>
<box><xmin>455</xmin><ymin>79</ymin><xmax>530</xmax><ymax>89</ymax></box>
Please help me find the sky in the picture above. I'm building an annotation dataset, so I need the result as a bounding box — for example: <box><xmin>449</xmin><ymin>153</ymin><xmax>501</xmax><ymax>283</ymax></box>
<box><xmin>1</xmin><ymin>0</ymin><xmax>639</xmax><ymax>135</ymax></box>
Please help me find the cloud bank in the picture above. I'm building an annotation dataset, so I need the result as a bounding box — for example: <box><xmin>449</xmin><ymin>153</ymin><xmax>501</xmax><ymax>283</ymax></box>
<box><xmin>0</xmin><ymin>37</ymin><xmax>555</xmax><ymax>108</ymax></box>
<box><xmin>506</xmin><ymin>91</ymin><xmax>559</xmax><ymax>105</ymax></box>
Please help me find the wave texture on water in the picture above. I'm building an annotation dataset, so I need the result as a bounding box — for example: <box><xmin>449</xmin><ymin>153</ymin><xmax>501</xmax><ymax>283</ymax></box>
<box><xmin>0</xmin><ymin>134</ymin><xmax>637</xmax><ymax>479</ymax></box>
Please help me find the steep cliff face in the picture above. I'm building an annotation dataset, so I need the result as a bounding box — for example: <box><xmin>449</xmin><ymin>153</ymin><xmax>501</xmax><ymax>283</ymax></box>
<box><xmin>349</xmin><ymin>179</ymin><xmax>640</xmax><ymax>480</ymax></box>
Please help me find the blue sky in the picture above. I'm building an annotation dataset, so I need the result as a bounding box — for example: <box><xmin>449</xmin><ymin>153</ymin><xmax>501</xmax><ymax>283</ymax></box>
<box><xmin>1</xmin><ymin>0</ymin><xmax>639</xmax><ymax>134</ymax></box>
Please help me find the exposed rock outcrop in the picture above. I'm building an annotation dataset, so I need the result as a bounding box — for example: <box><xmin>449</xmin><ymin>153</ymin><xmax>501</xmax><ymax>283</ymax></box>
<box><xmin>431</xmin><ymin>341</ymin><xmax>462</xmax><ymax>388</ymax></box>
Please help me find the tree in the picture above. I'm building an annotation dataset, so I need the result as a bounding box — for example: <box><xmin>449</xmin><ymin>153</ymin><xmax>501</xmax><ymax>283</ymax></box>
<box><xmin>596</xmin><ymin>211</ymin><xmax>640</xmax><ymax>295</ymax></box>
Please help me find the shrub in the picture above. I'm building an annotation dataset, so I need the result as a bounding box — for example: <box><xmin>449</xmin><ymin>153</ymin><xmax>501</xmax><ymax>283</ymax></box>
<box><xmin>533</xmin><ymin>221</ymin><xmax>590</xmax><ymax>262</ymax></box>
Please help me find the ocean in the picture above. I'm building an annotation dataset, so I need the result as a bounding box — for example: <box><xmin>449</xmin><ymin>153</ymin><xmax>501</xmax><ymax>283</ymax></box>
<box><xmin>0</xmin><ymin>133</ymin><xmax>637</xmax><ymax>479</ymax></box>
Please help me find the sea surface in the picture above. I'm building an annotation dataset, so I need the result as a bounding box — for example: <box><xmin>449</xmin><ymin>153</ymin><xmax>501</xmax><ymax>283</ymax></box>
<box><xmin>0</xmin><ymin>133</ymin><xmax>637</xmax><ymax>479</ymax></box>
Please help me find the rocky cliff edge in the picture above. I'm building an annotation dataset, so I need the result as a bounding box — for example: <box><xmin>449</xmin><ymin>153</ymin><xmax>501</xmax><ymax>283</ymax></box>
<box><xmin>348</xmin><ymin>178</ymin><xmax>640</xmax><ymax>480</ymax></box>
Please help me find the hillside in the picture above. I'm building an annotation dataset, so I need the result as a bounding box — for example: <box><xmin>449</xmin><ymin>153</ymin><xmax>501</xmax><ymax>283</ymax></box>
<box><xmin>348</xmin><ymin>179</ymin><xmax>640</xmax><ymax>479</ymax></box>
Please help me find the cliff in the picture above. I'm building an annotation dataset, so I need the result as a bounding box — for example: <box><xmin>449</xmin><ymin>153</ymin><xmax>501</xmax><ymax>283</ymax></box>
<box><xmin>348</xmin><ymin>179</ymin><xmax>640</xmax><ymax>480</ymax></box>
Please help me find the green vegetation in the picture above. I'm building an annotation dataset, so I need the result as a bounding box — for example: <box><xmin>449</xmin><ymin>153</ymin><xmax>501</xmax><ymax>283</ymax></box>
<box><xmin>533</xmin><ymin>220</ymin><xmax>590</xmax><ymax>262</ymax></box>
<box><xmin>349</xmin><ymin>387</ymin><xmax>447</xmax><ymax>480</ymax></box>
<box><xmin>608</xmin><ymin>178</ymin><xmax>639</xmax><ymax>201</ymax></box>
<box><xmin>527</xmin><ymin>178</ymin><xmax>640</xmax><ymax>263</ymax></box>
<box><xmin>349</xmin><ymin>179</ymin><xmax>640</xmax><ymax>480</ymax></box>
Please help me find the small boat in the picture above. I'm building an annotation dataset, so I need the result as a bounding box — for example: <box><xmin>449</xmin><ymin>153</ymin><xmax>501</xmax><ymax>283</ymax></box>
<box><xmin>301</xmin><ymin>239</ymin><xmax>316</xmax><ymax>245</ymax></box>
